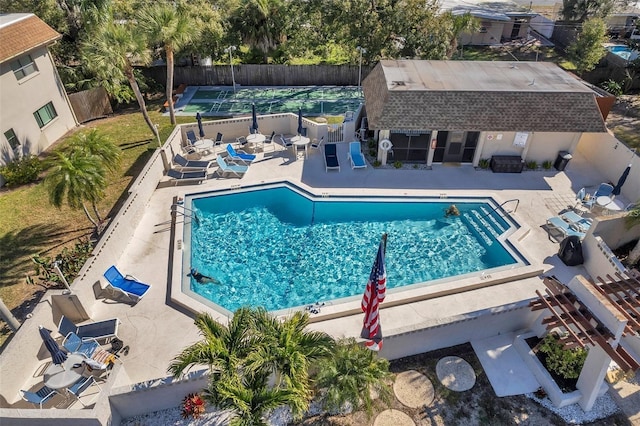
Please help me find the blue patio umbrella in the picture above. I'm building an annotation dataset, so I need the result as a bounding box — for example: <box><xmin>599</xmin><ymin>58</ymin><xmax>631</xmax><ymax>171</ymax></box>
<box><xmin>39</xmin><ymin>325</ymin><xmax>67</xmax><ymax>366</ymax></box>
<box><xmin>297</xmin><ymin>108</ymin><xmax>304</xmax><ymax>136</ymax></box>
<box><xmin>251</xmin><ymin>103</ymin><xmax>259</xmax><ymax>133</ymax></box>
<box><xmin>612</xmin><ymin>164</ymin><xmax>632</xmax><ymax>196</ymax></box>
<box><xmin>196</xmin><ymin>113</ymin><xmax>205</xmax><ymax>139</ymax></box>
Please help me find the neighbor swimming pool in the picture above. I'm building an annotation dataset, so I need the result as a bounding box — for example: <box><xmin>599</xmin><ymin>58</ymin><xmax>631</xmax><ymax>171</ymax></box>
<box><xmin>182</xmin><ymin>184</ymin><xmax>525</xmax><ymax>313</ymax></box>
<box><xmin>606</xmin><ymin>45</ymin><xmax>639</xmax><ymax>61</ymax></box>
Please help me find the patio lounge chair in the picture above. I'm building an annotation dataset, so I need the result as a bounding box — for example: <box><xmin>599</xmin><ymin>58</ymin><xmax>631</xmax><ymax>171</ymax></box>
<box><xmin>324</xmin><ymin>143</ymin><xmax>340</xmax><ymax>172</ymax></box>
<box><xmin>560</xmin><ymin>211</ymin><xmax>593</xmax><ymax>232</ymax></box>
<box><xmin>103</xmin><ymin>265</ymin><xmax>151</xmax><ymax>304</ymax></box>
<box><xmin>167</xmin><ymin>169</ymin><xmax>208</xmax><ymax>185</ymax></box>
<box><xmin>348</xmin><ymin>141</ymin><xmax>367</xmax><ymax>169</ymax></box>
<box><xmin>58</xmin><ymin>315</ymin><xmax>120</xmax><ymax>343</ymax></box>
<box><xmin>546</xmin><ymin>216</ymin><xmax>586</xmax><ymax>241</ymax></box>
<box><xmin>173</xmin><ymin>154</ymin><xmax>212</xmax><ymax>170</ymax></box>
<box><xmin>216</xmin><ymin>155</ymin><xmax>249</xmax><ymax>178</ymax></box>
<box><xmin>62</xmin><ymin>332</ymin><xmax>100</xmax><ymax>358</ymax></box>
<box><xmin>226</xmin><ymin>144</ymin><xmax>256</xmax><ymax>164</ymax></box>
<box><xmin>21</xmin><ymin>385</ymin><xmax>57</xmax><ymax>409</ymax></box>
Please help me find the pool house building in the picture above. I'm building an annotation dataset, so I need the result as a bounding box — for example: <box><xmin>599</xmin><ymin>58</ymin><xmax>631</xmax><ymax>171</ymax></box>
<box><xmin>362</xmin><ymin>60</ymin><xmax>610</xmax><ymax>168</ymax></box>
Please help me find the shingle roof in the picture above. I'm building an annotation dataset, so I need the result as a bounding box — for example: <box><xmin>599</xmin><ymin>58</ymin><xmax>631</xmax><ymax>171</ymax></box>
<box><xmin>362</xmin><ymin>60</ymin><xmax>607</xmax><ymax>133</ymax></box>
<box><xmin>0</xmin><ymin>14</ymin><xmax>61</xmax><ymax>64</ymax></box>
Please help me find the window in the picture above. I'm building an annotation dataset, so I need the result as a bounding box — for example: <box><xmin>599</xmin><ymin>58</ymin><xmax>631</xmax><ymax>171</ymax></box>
<box><xmin>4</xmin><ymin>129</ymin><xmax>19</xmax><ymax>150</ymax></box>
<box><xmin>10</xmin><ymin>54</ymin><xmax>38</xmax><ymax>80</ymax></box>
<box><xmin>34</xmin><ymin>102</ymin><xmax>58</xmax><ymax>128</ymax></box>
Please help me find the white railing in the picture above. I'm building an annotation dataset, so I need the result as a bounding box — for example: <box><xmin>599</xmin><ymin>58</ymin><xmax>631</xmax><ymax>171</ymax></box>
<box><xmin>327</xmin><ymin>124</ymin><xmax>344</xmax><ymax>143</ymax></box>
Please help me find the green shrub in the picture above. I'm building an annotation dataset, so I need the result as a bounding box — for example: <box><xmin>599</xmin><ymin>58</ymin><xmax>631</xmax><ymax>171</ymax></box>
<box><xmin>538</xmin><ymin>333</ymin><xmax>587</xmax><ymax>379</ymax></box>
<box><xmin>542</xmin><ymin>160</ymin><xmax>553</xmax><ymax>170</ymax></box>
<box><xmin>600</xmin><ymin>79</ymin><xmax>623</xmax><ymax>96</ymax></box>
<box><xmin>368</xmin><ymin>139</ymin><xmax>376</xmax><ymax>149</ymax></box>
<box><xmin>478</xmin><ymin>158</ymin><xmax>490</xmax><ymax>169</ymax></box>
<box><xmin>373</xmin><ymin>160</ymin><xmax>381</xmax><ymax>167</ymax></box>
<box><xmin>0</xmin><ymin>155</ymin><xmax>42</xmax><ymax>187</ymax></box>
<box><xmin>393</xmin><ymin>161</ymin><xmax>402</xmax><ymax>169</ymax></box>
<box><xmin>526</xmin><ymin>160</ymin><xmax>538</xmax><ymax>170</ymax></box>
<box><xmin>27</xmin><ymin>239</ymin><xmax>94</xmax><ymax>288</ymax></box>
<box><xmin>369</xmin><ymin>149</ymin><xmax>377</xmax><ymax>157</ymax></box>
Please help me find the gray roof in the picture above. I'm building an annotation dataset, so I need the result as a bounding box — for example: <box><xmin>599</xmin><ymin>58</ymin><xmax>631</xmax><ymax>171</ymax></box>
<box><xmin>362</xmin><ymin>60</ymin><xmax>607</xmax><ymax>133</ymax></box>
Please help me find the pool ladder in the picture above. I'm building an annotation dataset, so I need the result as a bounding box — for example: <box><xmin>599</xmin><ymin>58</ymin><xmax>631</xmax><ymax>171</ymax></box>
<box><xmin>172</xmin><ymin>203</ymin><xmax>199</xmax><ymax>224</ymax></box>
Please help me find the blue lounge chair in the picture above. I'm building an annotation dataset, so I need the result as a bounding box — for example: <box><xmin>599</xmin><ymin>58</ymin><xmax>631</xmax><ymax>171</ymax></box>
<box><xmin>58</xmin><ymin>315</ymin><xmax>120</xmax><ymax>343</ymax></box>
<box><xmin>324</xmin><ymin>143</ymin><xmax>340</xmax><ymax>172</ymax></box>
<box><xmin>173</xmin><ymin>154</ymin><xmax>212</xmax><ymax>170</ymax></box>
<box><xmin>21</xmin><ymin>385</ymin><xmax>57</xmax><ymax>409</ymax></box>
<box><xmin>67</xmin><ymin>375</ymin><xmax>102</xmax><ymax>407</ymax></box>
<box><xmin>216</xmin><ymin>155</ymin><xmax>249</xmax><ymax>178</ymax></box>
<box><xmin>185</xmin><ymin>130</ymin><xmax>198</xmax><ymax>144</ymax></box>
<box><xmin>62</xmin><ymin>332</ymin><xmax>100</xmax><ymax>358</ymax></box>
<box><xmin>103</xmin><ymin>265</ymin><xmax>151</xmax><ymax>304</ymax></box>
<box><xmin>348</xmin><ymin>141</ymin><xmax>367</xmax><ymax>169</ymax></box>
<box><xmin>226</xmin><ymin>144</ymin><xmax>256</xmax><ymax>164</ymax></box>
<box><xmin>595</xmin><ymin>183</ymin><xmax>614</xmax><ymax>198</ymax></box>
<box><xmin>546</xmin><ymin>216</ymin><xmax>585</xmax><ymax>241</ymax></box>
<box><xmin>560</xmin><ymin>211</ymin><xmax>593</xmax><ymax>232</ymax></box>
<box><xmin>167</xmin><ymin>169</ymin><xmax>208</xmax><ymax>185</ymax></box>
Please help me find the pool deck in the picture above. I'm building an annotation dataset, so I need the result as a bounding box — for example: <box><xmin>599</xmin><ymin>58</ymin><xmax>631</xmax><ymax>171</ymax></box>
<box><xmin>83</xmin><ymin>142</ymin><xmax>616</xmax><ymax>386</ymax></box>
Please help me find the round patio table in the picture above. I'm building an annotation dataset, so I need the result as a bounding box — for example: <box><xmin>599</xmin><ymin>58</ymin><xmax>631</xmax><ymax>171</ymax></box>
<box><xmin>44</xmin><ymin>353</ymin><xmax>85</xmax><ymax>390</ymax></box>
<box><xmin>291</xmin><ymin>135</ymin><xmax>310</xmax><ymax>159</ymax></box>
<box><xmin>193</xmin><ymin>139</ymin><xmax>214</xmax><ymax>153</ymax></box>
<box><xmin>246</xmin><ymin>133</ymin><xmax>265</xmax><ymax>151</ymax></box>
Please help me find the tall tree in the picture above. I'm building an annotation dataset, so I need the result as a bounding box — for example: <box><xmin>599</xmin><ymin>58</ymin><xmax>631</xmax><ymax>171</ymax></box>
<box><xmin>567</xmin><ymin>18</ymin><xmax>608</xmax><ymax>73</ymax></box>
<box><xmin>229</xmin><ymin>0</ymin><xmax>286</xmax><ymax>61</ymax></box>
<box><xmin>138</xmin><ymin>3</ymin><xmax>199</xmax><ymax>125</ymax></box>
<box><xmin>65</xmin><ymin>129</ymin><xmax>121</xmax><ymax>222</ymax></box>
<box><xmin>561</xmin><ymin>0</ymin><xmax>614</xmax><ymax>22</ymax></box>
<box><xmin>81</xmin><ymin>20</ymin><xmax>160</xmax><ymax>141</ymax></box>
<box><xmin>314</xmin><ymin>337</ymin><xmax>392</xmax><ymax>417</ymax></box>
<box><xmin>44</xmin><ymin>150</ymin><xmax>106</xmax><ymax>230</ymax></box>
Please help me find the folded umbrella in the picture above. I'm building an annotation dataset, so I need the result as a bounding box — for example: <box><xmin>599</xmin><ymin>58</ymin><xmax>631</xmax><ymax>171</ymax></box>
<box><xmin>39</xmin><ymin>325</ymin><xmax>67</xmax><ymax>366</ymax></box>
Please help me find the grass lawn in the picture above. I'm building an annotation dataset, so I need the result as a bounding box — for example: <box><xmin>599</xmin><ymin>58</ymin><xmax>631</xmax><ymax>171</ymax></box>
<box><xmin>0</xmin><ymin>100</ymin><xmax>194</xmax><ymax>344</ymax></box>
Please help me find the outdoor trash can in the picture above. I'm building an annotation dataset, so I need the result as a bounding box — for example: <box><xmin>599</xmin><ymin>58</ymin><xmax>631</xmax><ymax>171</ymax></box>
<box><xmin>559</xmin><ymin>235</ymin><xmax>583</xmax><ymax>266</ymax></box>
<box><xmin>554</xmin><ymin>151</ymin><xmax>572</xmax><ymax>171</ymax></box>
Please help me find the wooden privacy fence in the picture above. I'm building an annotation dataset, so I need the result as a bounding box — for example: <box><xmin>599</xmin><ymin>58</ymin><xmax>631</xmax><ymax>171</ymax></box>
<box><xmin>68</xmin><ymin>87</ymin><xmax>113</xmax><ymax>123</ymax></box>
<box><xmin>142</xmin><ymin>64</ymin><xmax>374</xmax><ymax>87</ymax></box>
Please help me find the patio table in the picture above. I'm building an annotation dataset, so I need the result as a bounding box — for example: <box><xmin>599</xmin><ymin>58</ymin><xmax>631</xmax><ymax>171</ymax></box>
<box><xmin>291</xmin><ymin>135</ymin><xmax>310</xmax><ymax>159</ymax></box>
<box><xmin>193</xmin><ymin>139</ymin><xmax>214</xmax><ymax>153</ymax></box>
<box><xmin>246</xmin><ymin>133</ymin><xmax>265</xmax><ymax>151</ymax></box>
<box><xmin>44</xmin><ymin>353</ymin><xmax>85</xmax><ymax>390</ymax></box>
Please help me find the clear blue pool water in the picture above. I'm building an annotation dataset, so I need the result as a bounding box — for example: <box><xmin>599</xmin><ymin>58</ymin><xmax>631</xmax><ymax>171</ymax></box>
<box><xmin>186</xmin><ymin>186</ymin><xmax>520</xmax><ymax>312</ymax></box>
<box><xmin>607</xmin><ymin>45</ymin><xmax>639</xmax><ymax>61</ymax></box>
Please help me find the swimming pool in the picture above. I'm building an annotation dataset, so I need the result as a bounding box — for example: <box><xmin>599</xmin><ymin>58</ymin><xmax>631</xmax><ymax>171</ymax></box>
<box><xmin>606</xmin><ymin>45</ymin><xmax>639</xmax><ymax>61</ymax></box>
<box><xmin>183</xmin><ymin>184</ymin><xmax>525</xmax><ymax>313</ymax></box>
<box><xmin>175</xmin><ymin>86</ymin><xmax>364</xmax><ymax>117</ymax></box>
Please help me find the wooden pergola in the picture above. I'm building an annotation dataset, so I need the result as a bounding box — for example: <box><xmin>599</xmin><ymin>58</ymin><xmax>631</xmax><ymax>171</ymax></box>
<box><xmin>529</xmin><ymin>275</ymin><xmax>640</xmax><ymax>373</ymax></box>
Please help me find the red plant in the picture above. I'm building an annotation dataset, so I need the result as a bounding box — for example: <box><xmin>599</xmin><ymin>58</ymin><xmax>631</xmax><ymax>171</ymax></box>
<box><xmin>181</xmin><ymin>393</ymin><xmax>206</xmax><ymax>419</ymax></box>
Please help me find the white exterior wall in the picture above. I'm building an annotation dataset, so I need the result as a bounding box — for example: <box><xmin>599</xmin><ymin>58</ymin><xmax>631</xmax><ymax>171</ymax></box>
<box><xmin>460</xmin><ymin>21</ymin><xmax>505</xmax><ymax>45</ymax></box>
<box><xmin>478</xmin><ymin>131</ymin><xmax>580</xmax><ymax>162</ymax></box>
<box><xmin>530</xmin><ymin>15</ymin><xmax>555</xmax><ymax>38</ymax></box>
<box><xmin>0</xmin><ymin>45</ymin><xmax>77</xmax><ymax>165</ymax></box>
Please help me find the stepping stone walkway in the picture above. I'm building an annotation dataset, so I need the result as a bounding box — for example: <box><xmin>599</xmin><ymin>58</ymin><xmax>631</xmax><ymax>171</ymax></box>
<box><xmin>374</xmin><ymin>409</ymin><xmax>415</xmax><ymax>426</ymax></box>
<box><xmin>436</xmin><ymin>356</ymin><xmax>476</xmax><ymax>392</ymax></box>
<box><xmin>393</xmin><ymin>370</ymin><xmax>434</xmax><ymax>408</ymax></box>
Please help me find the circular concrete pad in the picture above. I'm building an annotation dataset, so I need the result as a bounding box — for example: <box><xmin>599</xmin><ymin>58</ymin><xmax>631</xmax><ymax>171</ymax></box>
<box><xmin>393</xmin><ymin>370</ymin><xmax>435</xmax><ymax>408</ymax></box>
<box><xmin>436</xmin><ymin>356</ymin><xmax>476</xmax><ymax>392</ymax></box>
<box><xmin>374</xmin><ymin>409</ymin><xmax>415</xmax><ymax>426</ymax></box>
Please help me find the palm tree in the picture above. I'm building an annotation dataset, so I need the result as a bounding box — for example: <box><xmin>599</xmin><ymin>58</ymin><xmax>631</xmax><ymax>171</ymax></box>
<box><xmin>44</xmin><ymin>150</ymin><xmax>106</xmax><ymax>230</ymax></box>
<box><xmin>247</xmin><ymin>308</ymin><xmax>335</xmax><ymax>417</ymax></box>
<box><xmin>230</xmin><ymin>0</ymin><xmax>285</xmax><ymax>61</ymax></box>
<box><xmin>625</xmin><ymin>202</ymin><xmax>640</xmax><ymax>265</ymax></box>
<box><xmin>314</xmin><ymin>337</ymin><xmax>392</xmax><ymax>417</ymax></box>
<box><xmin>65</xmin><ymin>129</ymin><xmax>121</xmax><ymax>223</ymax></box>
<box><xmin>214</xmin><ymin>368</ymin><xmax>297</xmax><ymax>426</ymax></box>
<box><xmin>138</xmin><ymin>3</ymin><xmax>198</xmax><ymax>125</ymax></box>
<box><xmin>169</xmin><ymin>309</ymin><xmax>257</xmax><ymax>383</ymax></box>
<box><xmin>82</xmin><ymin>20</ymin><xmax>160</xmax><ymax>141</ymax></box>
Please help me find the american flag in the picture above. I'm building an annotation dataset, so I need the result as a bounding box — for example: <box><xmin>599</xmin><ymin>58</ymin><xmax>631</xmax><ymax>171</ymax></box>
<box><xmin>361</xmin><ymin>235</ymin><xmax>387</xmax><ymax>351</ymax></box>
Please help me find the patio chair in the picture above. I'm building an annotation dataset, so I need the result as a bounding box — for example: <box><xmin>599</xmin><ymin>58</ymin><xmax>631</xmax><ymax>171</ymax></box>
<box><xmin>279</xmin><ymin>134</ymin><xmax>293</xmax><ymax>155</ymax></box>
<box><xmin>185</xmin><ymin>130</ymin><xmax>198</xmax><ymax>145</ymax></box>
<box><xmin>67</xmin><ymin>375</ymin><xmax>102</xmax><ymax>407</ymax></box>
<box><xmin>236</xmin><ymin>136</ymin><xmax>248</xmax><ymax>149</ymax></box>
<box><xmin>103</xmin><ymin>265</ymin><xmax>151</xmax><ymax>304</ymax></box>
<box><xmin>310</xmin><ymin>136</ymin><xmax>324</xmax><ymax>153</ymax></box>
<box><xmin>575</xmin><ymin>188</ymin><xmax>595</xmax><ymax>211</ymax></box>
<box><xmin>213</xmin><ymin>132</ymin><xmax>224</xmax><ymax>152</ymax></box>
<box><xmin>173</xmin><ymin>154</ymin><xmax>212</xmax><ymax>170</ymax></box>
<box><xmin>348</xmin><ymin>141</ymin><xmax>367</xmax><ymax>169</ymax></box>
<box><xmin>20</xmin><ymin>385</ymin><xmax>57</xmax><ymax>409</ymax></box>
<box><xmin>594</xmin><ymin>183</ymin><xmax>614</xmax><ymax>198</ymax></box>
<box><xmin>216</xmin><ymin>155</ymin><xmax>249</xmax><ymax>178</ymax></box>
<box><xmin>58</xmin><ymin>315</ymin><xmax>120</xmax><ymax>343</ymax></box>
<box><xmin>560</xmin><ymin>211</ymin><xmax>593</xmax><ymax>233</ymax></box>
<box><xmin>226</xmin><ymin>144</ymin><xmax>256</xmax><ymax>164</ymax></box>
<box><xmin>167</xmin><ymin>169</ymin><xmax>208</xmax><ymax>186</ymax></box>
<box><xmin>546</xmin><ymin>216</ymin><xmax>586</xmax><ymax>241</ymax></box>
<box><xmin>263</xmin><ymin>131</ymin><xmax>277</xmax><ymax>152</ymax></box>
<box><xmin>324</xmin><ymin>143</ymin><xmax>340</xmax><ymax>172</ymax></box>
<box><xmin>62</xmin><ymin>332</ymin><xmax>100</xmax><ymax>358</ymax></box>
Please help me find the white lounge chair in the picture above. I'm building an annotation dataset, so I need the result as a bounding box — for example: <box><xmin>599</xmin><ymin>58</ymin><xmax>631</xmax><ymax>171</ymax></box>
<box><xmin>216</xmin><ymin>155</ymin><xmax>249</xmax><ymax>178</ymax></box>
<box><xmin>546</xmin><ymin>216</ymin><xmax>585</xmax><ymax>241</ymax></box>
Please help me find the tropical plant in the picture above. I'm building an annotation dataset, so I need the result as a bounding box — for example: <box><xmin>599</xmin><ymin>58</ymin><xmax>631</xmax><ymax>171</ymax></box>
<box><xmin>625</xmin><ymin>201</ymin><xmax>640</xmax><ymax>265</ymax></box>
<box><xmin>44</xmin><ymin>150</ymin><xmax>106</xmax><ymax>230</ymax></box>
<box><xmin>138</xmin><ymin>3</ymin><xmax>199</xmax><ymax>125</ymax></box>
<box><xmin>526</xmin><ymin>160</ymin><xmax>538</xmax><ymax>170</ymax></box>
<box><xmin>81</xmin><ymin>20</ymin><xmax>160</xmax><ymax>141</ymax></box>
<box><xmin>393</xmin><ymin>161</ymin><xmax>403</xmax><ymax>169</ymax></box>
<box><xmin>538</xmin><ymin>333</ymin><xmax>587</xmax><ymax>379</ymax></box>
<box><xmin>229</xmin><ymin>0</ymin><xmax>287</xmax><ymax>61</ymax></box>
<box><xmin>542</xmin><ymin>160</ymin><xmax>554</xmax><ymax>170</ymax></box>
<box><xmin>478</xmin><ymin>158</ymin><xmax>490</xmax><ymax>169</ymax></box>
<box><xmin>567</xmin><ymin>18</ymin><xmax>608</xmax><ymax>74</ymax></box>
<box><xmin>181</xmin><ymin>392</ymin><xmax>206</xmax><ymax>419</ymax></box>
<box><xmin>560</xmin><ymin>0</ymin><xmax>614</xmax><ymax>22</ymax></box>
<box><xmin>600</xmin><ymin>79</ymin><xmax>623</xmax><ymax>96</ymax></box>
<box><xmin>314</xmin><ymin>337</ymin><xmax>392</xmax><ymax>417</ymax></box>
<box><xmin>26</xmin><ymin>238</ymin><xmax>93</xmax><ymax>289</ymax></box>
<box><xmin>0</xmin><ymin>155</ymin><xmax>42</xmax><ymax>187</ymax></box>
